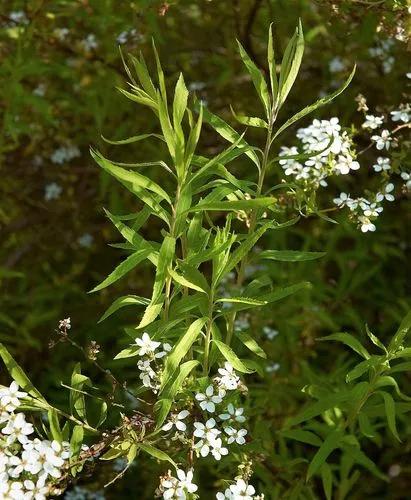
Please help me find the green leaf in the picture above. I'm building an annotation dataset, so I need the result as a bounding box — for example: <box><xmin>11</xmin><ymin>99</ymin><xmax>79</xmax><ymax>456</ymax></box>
<box><xmin>213</xmin><ymin>339</ymin><xmax>254</xmax><ymax>373</ymax></box>
<box><xmin>138</xmin><ymin>443</ymin><xmax>176</xmax><ymax>467</ymax></box>
<box><xmin>272</xmin><ymin>65</ymin><xmax>356</xmax><ymax>142</ymax></box>
<box><xmin>358</xmin><ymin>412</ymin><xmax>375</xmax><ymax>438</ymax></box>
<box><xmin>90</xmin><ymin>249</ymin><xmax>152</xmax><ymax>293</ymax></box>
<box><xmin>200</xmin><ymin>104</ymin><xmax>260</xmax><ymax>167</ymax></box>
<box><xmin>267</xmin><ymin>23</ymin><xmax>278</xmax><ymax>101</ymax></box>
<box><xmin>237</xmin><ymin>40</ymin><xmax>271</xmax><ymax>117</ymax></box>
<box><xmin>389</xmin><ymin>310</ymin><xmax>411</xmax><ymax>352</ymax></box>
<box><xmin>139</xmin><ymin>236</ymin><xmax>176</xmax><ymax>328</ymax></box>
<box><xmin>161</xmin><ymin>360</ymin><xmax>200</xmax><ymax>402</ymax></box>
<box><xmin>48</xmin><ymin>409</ymin><xmax>62</xmax><ymax>442</ymax></box>
<box><xmin>70</xmin><ymin>363</ymin><xmax>90</xmax><ymax>421</ymax></box>
<box><xmin>237</xmin><ymin>331</ymin><xmax>267</xmax><ymax>358</ymax></box>
<box><xmin>278</xmin><ymin>20</ymin><xmax>304</xmax><ymax>108</ymax></box>
<box><xmin>154</xmin><ymin>399</ymin><xmax>172</xmax><ymax>429</ymax></box>
<box><xmin>365</xmin><ymin>324</ymin><xmax>387</xmax><ymax>354</ymax></box>
<box><xmin>188</xmin><ymin>198</ymin><xmax>275</xmax><ymax>213</ymax></box>
<box><xmin>216</xmin><ymin>297</ymin><xmax>267</xmax><ymax>306</ymax></box>
<box><xmin>257</xmin><ymin>282</ymin><xmax>311</xmax><ymax>304</ymax></box>
<box><xmin>70</xmin><ymin>425</ymin><xmax>84</xmax><ymax>474</ymax></box>
<box><xmin>114</xmin><ymin>346</ymin><xmax>140</xmax><ymax>360</ymax></box>
<box><xmin>101</xmin><ymin>133</ymin><xmax>163</xmax><ymax>145</ymax></box>
<box><xmin>169</xmin><ymin>265</ymin><xmax>209</xmax><ymax>294</ymax></box>
<box><xmin>161</xmin><ymin>318</ymin><xmax>207</xmax><ymax>390</ymax></box>
<box><xmin>258</xmin><ymin>250</ymin><xmax>326</xmax><ymax>262</ymax></box>
<box><xmin>230</xmin><ymin>106</ymin><xmax>268</xmax><ymax>128</ymax></box>
<box><xmin>288</xmin><ymin>392</ymin><xmax>350</xmax><ymax>427</ymax></box>
<box><xmin>307</xmin><ymin>429</ymin><xmax>343</xmax><ymax>480</ymax></box>
<box><xmin>173</xmin><ymin>73</ymin><xmax>188</xmax><ymax>128</ymax></box>
<box><xmin>0</xmin><ymin>343</ymin><xmax>46</xmax><ymax>403</ymax></box>
<box><xmin>346</xmin><ymin>358</ymin><xmax>378</xmax><ymax>383</ymax></box>
<box><xmin>91</xmin><ymin>149</ymin><xmax>171</xmax><ymax>204</ymax></box>
<box><xmin>281</xmin><ymin>429</ymin><xmax>322</xmax><ymax>447</ymax></box>
<box><xmin>318</xmin><ymin>333</ymin><xmax>370</xmax><ymax>360</ymax></box>
<box><xmin>321</xmin><ymin>463</ymin><xmax>333</xmax><ymax>500</ymax></box>
<box><xmin>98</xmin><ymin>295</ymin><xmax>150</xmax><ymax>323</ymax></box>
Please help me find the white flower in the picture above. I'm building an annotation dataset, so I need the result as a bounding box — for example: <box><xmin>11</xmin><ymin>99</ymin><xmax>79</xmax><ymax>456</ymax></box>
<box><xmin>50</xmin><ymin>145</ymin><xmax>80</xmax><ymax>164</ymax></box>
<box><xmin>2</xmin><ymin>413</ymin><xmax>34</xmax><ymax>444</ymax></box>
<box><xmin>155</xmin><ymin>343</ymin><xmax>172</xmax><ymax>359</ymax></box>
<box><xmin>44</xmin><ymin>183</ymin><xmax>62</xmax><ymax>201</ymax></box>
<box><xmin>390</xmin><ymin>105</ymin><xmax>410</xmax><ymax>123</ymax></box>
<box><xmin>335</xmin><ymin>155</ymin><xmax>360</xmax><ymax>175</ymax></box>
<box><xmin>371</xmin><ymin>130</ymin><xmax>392</xmax><ymax>150</ymax></box>
<box><xmin>358</xmin><ymin>216</ymin><xmax>376</xmax><ymax>233</ymax></box>
<box><xmin>373</xmin><ymin>157</ymin><xmax>391</xmax><ymax>172</ymax></box>
<box><xmin>219</xmin><ymin>404</ymin><xmax>246</xmax><ymax>423</ymax></box>
<box><xmin>195</xmin><ymin>385</ymin><xmax>224</xmax><ymax>413</ymax></box>
<box><xmin>229</xmin><ymin>479</ymin><xmax>256</xmax><ymax>499</ymax></box>
<box><xmin>23</xmin><ymin>478</ymin><xmax>49</xmax><ymax>499</ymax></box>
<box><xmin>0</xmin><ymin>382</ymin><xmax>27</xmax><ymax>411</ymax></box>
<box><xmin>376</xmin><ymin>183</ymin><xmax>395</xmax><ymax>202</ymax></box>
<box><xmin>234</xmin><ymin>318</ymin><xmax>250</xmax><ymax>332</ymax></box>
<box><xmin>224</xmin><ymin>426</ymin><xmax>247</xmax><ymax>445</ymax></box>
<box><xmin>262</xmin><ymin>326</ymin><xmax>278</xmax><ymax>340</ymax></box>
<box><xmin>215</xmin><ymin>363</ymin><xmax>240</xmax><ymax>391</ymax></box>
<box><xmin>193</xmin><ymin>418</ymin><xmax>220</xmax><ymax>441</ymax></box>
<box><xmin>210</xmin><ymin>438</ymin><xmax>228</xmax><ymax>460</ymax></box>
<box><xmin>162</xmin><ymin>410</ymin><xmax>189</xmax><ymax>432</ymax></box>
<box><xmin>265</xmin><ymin>362</ymin><xmax>280</xmax><ymax>373</ymax></box>
<box><xmin>82</xmin><ymin>34</ymin><xmax>98</xmax><ymax>51</ymax></box>
<box><xmin>362</xmin><ymin>115</ymin><xmax>384</xmax><ymax>130</ymax></box>
<box><xmin>161</xmin><ymin>475</ymin><xmax>182</xmax><ymax>499</ymax></box>
<box><xmin>58</xmin><ymin>317</ymin><xmax>71</xmax><ymax>330</ymax></box>
<box><xmin>333</xmin><ymin>192</ymin><xmax>351</xmax><ymax>207</ymax></box>
<box><xmin>9</xmin><ymin>11</ymin><xmax>29</xmax><ymax>25</ymax></box>
<box><xmin>176</xmin><ymin>469</ymin><xmax>198</xmax><ymax>494</ymax></box>
<box><xmin>400</xmin><ymin>172</ymin><xmax>411</xmax><ymax>190</ymax></box>
<box><xmin>137</xmin><ymin>360</ymin><xmax>157</xmax><ymax>389</ymax></box>
<box><xmin>363</xmin><ymin>203</ymin><xmax>383</xmax><ymax>218</ymax></box>
<box><xmin>328</xmin><ymin>57</ymin><xmax>345</xmax><ymax>73</ymax></box>
<box><xmin>216</xmin><ymin>489</ymin><xmax>233</xmax><ymax>500</ymax></box>
<box><xmin>134</xmin><ymin>332</ymin><xmax>161</xmax><ymax>356</ymax></box>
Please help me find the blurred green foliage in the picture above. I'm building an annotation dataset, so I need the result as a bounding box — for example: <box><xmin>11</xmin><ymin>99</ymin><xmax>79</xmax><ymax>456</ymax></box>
<box><xmin>0</xmin><ymin>0</ymin><xmax>410</xmax><ymax>498</ymax></box>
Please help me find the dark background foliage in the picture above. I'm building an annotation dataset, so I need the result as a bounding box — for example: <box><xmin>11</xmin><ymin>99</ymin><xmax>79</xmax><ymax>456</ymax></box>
<box><xmin>1</xmin><ymin>0</ymin><xmax>410</xmax><ymax>498</ymax></box>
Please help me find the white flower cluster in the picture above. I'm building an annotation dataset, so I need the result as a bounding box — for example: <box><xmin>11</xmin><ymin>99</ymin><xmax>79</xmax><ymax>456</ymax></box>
<box><xmin>216</xmin><ymin>478</ymin><xmax>264</xmax><ymax>500</ymax></box>
<box><xmin>134</xmin><ymin>332</ymin><xmax>171</xmax><ymax>392</ymax></box>
<box><xmin>51</xmin><ymin>145</ymin><xmax>80</xmax><ymax>165</ymax></box>
<box><xmin>159</xmin><ymin>469</ymin><xmax>198</xmax><ymax>499</ymax></box>
<box><xmin>116</xmin><ymin>29</ymin><xmax>139</xmax><ymax>45</ymax></box>
<box><xmin>44</xmin><ymin>182</ymin><xmax>62</xmax><ymax>201</ymax></box>
<box><xmin>0</xmin><ymin>382</ymin><xmax>69</xmax><ymax>499</ymax></box>
<box><xmin>279</xmin><ymin>118</ymin><xmax>358</xmax><ymax>189</ymax></box>
<box><xmin>81</xmin><ymin>34</ymin><xmax>98</xmax><ymax>52</ymax></box>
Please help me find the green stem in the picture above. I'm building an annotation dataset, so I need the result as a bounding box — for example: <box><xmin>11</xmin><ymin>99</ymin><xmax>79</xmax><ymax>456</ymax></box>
<box><xmin>225</xmin><ymin>108</ymin><xmax>277</xmax><ymax>345</ymax></box>
<box><xmin>203</xmin><ymin>292</ymin><xmax>215</xmax><ymax>375</ymax></box>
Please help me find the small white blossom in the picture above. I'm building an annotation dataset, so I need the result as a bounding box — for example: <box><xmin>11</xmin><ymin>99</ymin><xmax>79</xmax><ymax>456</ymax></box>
<box><xmin>219</xmin><ymin>404</ymin><xmax>246</xmax><ymax>423</ymax></box>
<box><xmin>376</xmin><ymin>183</ymin><xmax>395</xmax><ymax>202</ymax></box>
<box><xmin>215</xmin><ymin>363</ymin><xmax>240</xmax><ymax>391</ymax></box>
<box><xmin>400</xmin><ymin>172</ymin><xmax>411</xmax><ymax>190</ymax></box>
<box><xmin>328</xmin><ymin>57</ymin><xmax>345</xmax><ymax>73</ymax></box>
<box><xmin>162</xmin><ymin>410</ymin><xmax>189</xmax><ymax>432</ymax></box>
<box><xmin>210</xmin><ymin>438</ymin><xmax>228</xmax><ymax>460</ymax></box>
<box><xmin>333</xmin><ymin>192</ymin><xmax>351</xmax><ymax>207</ymax></box>
<box><xmin>373</xmin><ymin>157</ymin><xmax>391</xmax><ymax>172</ymax></box>
<box><xmin>175</xmin><ymin>469</ymin><xmax>198</xmax><ymax>495</ymax></box>
<box><xmin>2</xmin><ymin>413</ymin><xmax>34</xmax><ymax>445</ymax></box>
<box><xmin>390</xmin><ymin>105</ymin><xmax>410</xmax><ymax>123</ymax></box>
<box><xmin>263</xmin><ymin>326</ymin><xmax>278</xmax><ymax>340</ymax></box>
<box><xmin>0</xmin><ymin>382</ymin><xmax>27</xmax><ymax>412</ymax></box>
<box><xmin>335</xmin><ymin>155</ymin><xmax>360</xmax><ymax>175</ymax></box>
<box><xmin>362</xmin><ymin>115</ymin><xmax>384</xmax><ymax>130</ymax></box>
<box><xmin>371</xmin><ymin>129</ymin><xmax>392</xmax><ymax>150</ymax></box>
<box><xmin>224</xmin><ymin>426</ymin><xmax>247</xmax><ymax>445</ymax></box>
<box><xmin>358</xmin><ymin>216</ymin><xmax>376</xmax><ymax>233</ymax></box>
<box><xmin>82</xmin><ymin>34</ymin><xmax>98</xmax><ymax>51</ymax></box>
<box><xmin>195</xmin><ymin>385</ymin><xmax>224</xmax><ymax>413</ymax></box>
<box><xmin>134</xmin><ymin>332</ymin><xmax>161</xmax><ymax>356</ymax></box>
<box><xmin>44</xmin><ymin>183</ymin><xmax>62</xmax><ymax>201</ymax></box>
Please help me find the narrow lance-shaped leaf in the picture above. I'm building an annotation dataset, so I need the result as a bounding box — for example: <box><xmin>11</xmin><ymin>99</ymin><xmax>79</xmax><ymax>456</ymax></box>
<box><xmin>160</xmin><ymin>318</ymin><xmax>207</xmax><ymax>390</ymax></box>
<box><xmin>307</xmin><ymin>429</ymin><xmax>344</xmax><ymax>480</ymax></box>
<box><xmin>237</xmin><ymin>40</ymin><xmax>271</xmax><ymax>118</ymax></box>
<box><xmin>267</xmin><ymin>23</ymin><xmax>278</xmax><ymax>103</ymax></box>
<box><xmin>272</xmin><ymin>65</ymin><xmax>356</xmax><ymax>142</ymax></box>
<box><xmin>258</xmin><ymin>249</ymin><xmax>326</xmax><ymax>262</ymax></box>
<box><xmin>318</xmin><ymin>332</ymin><xmax>370</xmax><ymax>360</ymax></box>
<box><xmin>90</xmin><ymin>249</ymin><xmax>152</xmax><ymax>293</ymax></box>
<box><xmin>98</xmin><ymin>295</ymin><xmax>150</xmax><ymax>323</ymax></box>
<box><xmin>213</xmin><ymin>339</ymin><xmax>254</xmax><ymax>374</ymax></box>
